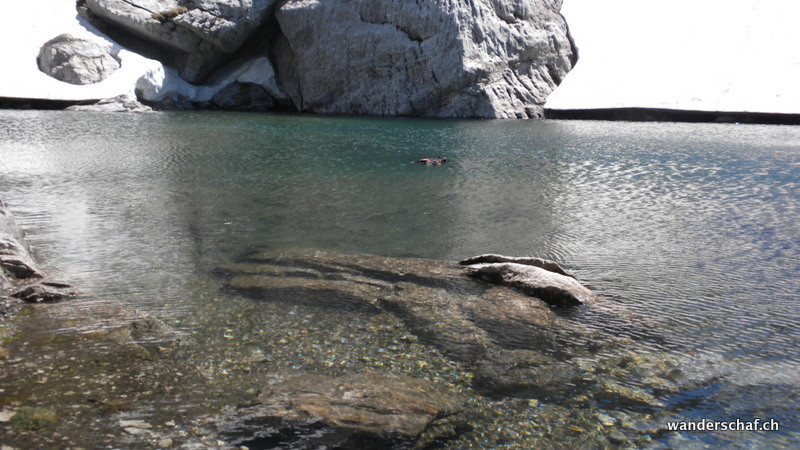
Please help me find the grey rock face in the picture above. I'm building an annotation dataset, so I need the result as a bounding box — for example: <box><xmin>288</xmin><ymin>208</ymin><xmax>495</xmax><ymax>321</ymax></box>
<box><xmin>83</xmin><ymin>0</ymin><xmax>276</xmax><ymax>82</ymax></box>
<box><xmin>37</xmin><ymin>34</ymin><xmax>120</xmax><ymax>85</ymax></box>
<box><xmin>274</xmin><ymin>0</ymin><xmax>575</xmax><ymax>118</ymax></box>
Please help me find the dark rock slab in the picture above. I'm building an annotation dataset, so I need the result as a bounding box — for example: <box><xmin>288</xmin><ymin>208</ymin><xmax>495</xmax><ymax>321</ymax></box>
<box><xmin>11</xmin><ymin>280</ymin><xmax>77</xmax><ymax>303</ymax></box>
<box><xmin>472</xmin><ymin>351</ymin><xmax>588</xmax><ymax>399</ymax></box>
<box><xmin>221</xmin><ymin>250</ymin><xmax>606</xmax><ymax>398</ymax></box>
<box><xmin>211</xmin><ymin>82</ymin><xmax>275</xmax><ymax>111</ymax></box>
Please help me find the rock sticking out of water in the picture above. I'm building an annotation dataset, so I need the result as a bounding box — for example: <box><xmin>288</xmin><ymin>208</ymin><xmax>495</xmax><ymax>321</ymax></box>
<box><xmin>11</xmin><ymin>280</ymin><xmax>77</xmax><ymax>303</ymax></box>
<box><xmin>1</xmin><ymin>200</ymin><xmax>77</xmax><ymax>314</ymax></box>
<box><xmin>1</xmin><ymin>201</ymin><xmax>45</xmax><ymax>282</ymax></box>
<box><xmin>460</xmin><ymin>256</ymin><xmax>596</xmax><ymax>307</ymax></box>
<box><xmin>218</xmin><ymin>372</ymin><xmax>464</xmax><ymax>448</ymax></box>
<box><xmin>66</xmin><ymin>95</ymin><xmax>152</xmax><ymax>113</ymax></box>
<box><xmin>460</xmin><ymin>254</ymin><xmax>578</xmax><ymax>279</ymax></box>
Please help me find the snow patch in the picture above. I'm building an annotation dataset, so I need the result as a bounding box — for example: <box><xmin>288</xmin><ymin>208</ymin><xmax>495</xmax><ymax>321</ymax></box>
<box><xmin>1</xmin><ymin>1</ymin><xmax>282</xmax><ymax>106</ymax></box>
<box><xmin>546</xmin><ymin>0</ymin><xmax>800</xmax><ymax>115</ymax></box>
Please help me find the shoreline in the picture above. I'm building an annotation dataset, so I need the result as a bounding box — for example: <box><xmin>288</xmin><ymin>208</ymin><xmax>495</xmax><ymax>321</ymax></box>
<box><xmin>544</xmin><ymin>107</ymin><xmax>800</xmax><ymax>126</ymax></box>
<box><xmin>4</xmin><ymin>99</ymin><xmax>800</xmax><ymax>126</ymax></box>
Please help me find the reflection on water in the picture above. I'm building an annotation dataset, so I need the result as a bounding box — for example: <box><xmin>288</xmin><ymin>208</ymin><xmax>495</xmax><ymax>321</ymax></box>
<box><xmin>1</xmin><ymin>110</ymin><xmax>798</xmax><ymax>446</ymax></box>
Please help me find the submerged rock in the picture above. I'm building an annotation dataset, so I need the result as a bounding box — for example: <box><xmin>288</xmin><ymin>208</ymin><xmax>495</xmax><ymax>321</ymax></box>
<box><xmin>218</xmin><ymin>372</ymin><xmax>464</xmax><ymax>448</ymax></box>
<box><xmin>37</xmin><ymin>34</ymin><xmax>120</xmax><ymax>85</ymax></box>
<box><xmin>218</xmin><ymin>248</ymin><xmax>677</xmax><ymax>404</ymax></box>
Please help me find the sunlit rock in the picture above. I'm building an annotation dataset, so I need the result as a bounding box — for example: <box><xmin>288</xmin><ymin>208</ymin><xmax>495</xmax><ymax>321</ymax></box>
<box><xmin>460</xmin><ymin>253</ymin><xmax>577</xmax><ymax>279</ymax></box>
<box><xmin>273</xmin><ymin>0</ymin><xmax>575</xmax><ymax>118</ymax></box>
<box><xmin>66</xmin><ymin>94</ymin><xmax>152</xmax><ymax>112</ymax></box>
<box><xmin>461</xmin><ymin>259</ymin><xmax>596</xmax><ymax>307</ymax></box>
<box><xmin>37</xmin><ymin>34</ymin><xmax>120</xmax><ymax>85</ymax></box>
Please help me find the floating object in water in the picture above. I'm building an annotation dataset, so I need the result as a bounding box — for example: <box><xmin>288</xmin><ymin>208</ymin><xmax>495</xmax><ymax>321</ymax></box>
<box><xmin>412</xmin><ymin>157</ymin><xmax>447</xmax><ymax>166</ymax></box>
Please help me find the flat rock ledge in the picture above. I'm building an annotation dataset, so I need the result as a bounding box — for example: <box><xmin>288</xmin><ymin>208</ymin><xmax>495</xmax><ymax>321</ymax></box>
<box><xmin>66</xmin><ymin>95</ymin><xmax>153</xmax><ymax>113</ymax></box>
<box><xmin>1</xmin><ymin>200</ymin><xmax>76</xmax><ymax>315</ymax></box>
<box><xmin>460</xmin><ymin>254</ymin><xmax>596</xmax><ymax>307</ymax></box>
<box><xmin>217</xmin><ymin>372</ymin><xmax>464</xmax><ymax>448</ymax></box>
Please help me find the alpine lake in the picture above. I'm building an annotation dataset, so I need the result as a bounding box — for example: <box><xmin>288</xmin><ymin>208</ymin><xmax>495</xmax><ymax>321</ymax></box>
<box><xmin>1</xmin><ymin>110</ymin><xmax>798</xmax><ymax>448</ymax></box>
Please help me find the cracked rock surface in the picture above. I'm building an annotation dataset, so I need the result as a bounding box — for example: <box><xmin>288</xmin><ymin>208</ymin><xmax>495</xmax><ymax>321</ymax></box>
<box><xmin>79</xmin><ymin>0</ymin><xmax>575</xmax><ymax>116</ymax></box>
<box><xmin>83</xmin><ymin>0</ymin><xmax>276</xmax><ymax>82</ymax></box>
<box><xmin>273</xmin><ymin>0</ymin><xmax>576</xmax><ymax>118</ymax></box>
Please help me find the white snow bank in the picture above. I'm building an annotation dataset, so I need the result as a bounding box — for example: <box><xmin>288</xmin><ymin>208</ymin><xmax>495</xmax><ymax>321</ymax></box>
<box><xmin>136</xmin><ymin>56</ymin><xmax>284</xmax><ymax>103</ymax></box>
<box><xmin>0</xmin><ymin>1</ymin><xmax>282</xmax><ymax>105</ymax></box>
<box><xmin>0</xmin><ymin>1</ymin><xmax>164</xmax><ymax>101</ymax></box>
<box><xmin>546</xmin><ymin>0</ymin><xmax>800</xmax><ymax>115</ymax></box>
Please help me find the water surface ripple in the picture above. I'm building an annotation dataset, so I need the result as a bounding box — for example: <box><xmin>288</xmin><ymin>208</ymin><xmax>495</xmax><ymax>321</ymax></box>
<box><xmin>1</xmin><ymin>110</ymin><xmax>798</xmax><ymax>446</ymax></box>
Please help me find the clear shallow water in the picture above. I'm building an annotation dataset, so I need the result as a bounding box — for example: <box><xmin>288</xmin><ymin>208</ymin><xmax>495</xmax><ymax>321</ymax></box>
<box><xmin>1</xmin><ymin>110</ymin><xmax>799</xmax><ymax>446</ymax></box>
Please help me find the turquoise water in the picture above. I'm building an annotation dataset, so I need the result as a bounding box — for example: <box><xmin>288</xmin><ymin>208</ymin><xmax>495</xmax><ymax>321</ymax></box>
<box><xmin>1</xmin><ymin>110</ymin><xmax>798</xmax><ymax>447</ymax></box>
